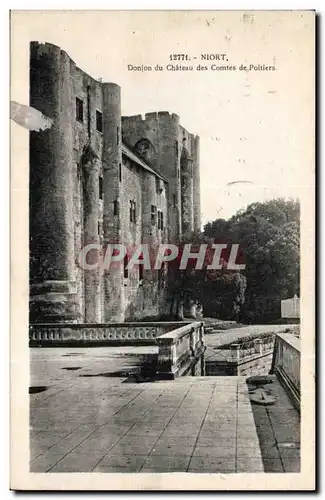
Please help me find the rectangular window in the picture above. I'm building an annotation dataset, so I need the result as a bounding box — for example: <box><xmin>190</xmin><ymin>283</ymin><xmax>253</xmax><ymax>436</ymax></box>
<box><xmin>156</xmin><ymin>178</ymin><xmax>163</xmax><ymax>194</ymax></box>
<box><xmin>99</xmin><ymin>176</ymin><xmax>103</xmax><ymax>200</ymax></box>
<box><xmin>139</xmin><ymin>264</ymin><xmax>144</xmax><ymax>281</ymax></box>
<box><xmin>173</xmin><ymin>194</ymin><xmax>176</xmax><ymax>208</ymax></box>
<box><xmin>151</xmin><ymin>205</ymin><xmax>157</xmax><ymax>226</ymax></box>
<box><xmin>113</xmin><ymin>200</ymin><xmax>119</xmax><ymax>216</ymax></box>
<box><xmin>158</xmin><ymin>211</ymin><xmax>164</xmax><ymax>230</ymax></box>
<box><xmin>76</xmin><ymin>98</ymin><xmax>83</xmax><ymax>122</ymax></box>
<box><xmin>119</xmin><ymin>163</ymin><xmax>122</xmax><ymax>182</ymax></box>
<box><xmin>158</xmin><ymin>262</ymin><xmax>165</xmax><ymax>287</ymax></box>
<box><xmin>124</xmin><ymin>255</ymin><xmax>128</xmax><ymax>279</ymax></box>
<box><xmin>96</xmin><ymin>110</ymin><xmax>103</xmax><ymax>132</ymax></box>
<box><xmin>175</xmin><ymin>140</ymin><xmax>179</xmax><ymax>157</ymax></box>
<box><xmin>117</xmin><ymin>126</ymin><xmax>119</xmax><ymax>145</ymax></box>
<box><xmin>130</xmin><ymin>200</ymin><xmax>136</xmax><ymax>223</ymax></box>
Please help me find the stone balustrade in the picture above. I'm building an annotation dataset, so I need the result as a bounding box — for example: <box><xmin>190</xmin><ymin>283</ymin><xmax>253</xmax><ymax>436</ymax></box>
<box><xmin>156</xmin><ymin>321</ymin><xmax>205</xmax><ymax>379</ymax></box>
<box><xmin>29</xmin><ymin>321</ymin><xmax>192</xmax><ymax>347</ymax></box>
<box><xmin>270</xmin><ymin>332</ymin><xmax>300</xmax><ymax>410</ymax></box>
<box><xmin>229</xmin><ymin>335</ymin><xmax>275</xmax><ymax>361</ymax></box>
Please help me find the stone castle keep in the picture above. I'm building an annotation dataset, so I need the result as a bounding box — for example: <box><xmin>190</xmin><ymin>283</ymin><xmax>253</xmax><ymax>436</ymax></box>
<box><xmin>29</xmin><ymin>42</ymin><xmax>201</xmax><ymax>324</ymax></box>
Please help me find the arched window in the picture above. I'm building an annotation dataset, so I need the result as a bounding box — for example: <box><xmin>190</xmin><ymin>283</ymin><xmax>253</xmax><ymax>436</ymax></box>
<box><xmin>134</xmin><ymin>138</ymin><xmax>156</xmax><ymax>162</ymax></box>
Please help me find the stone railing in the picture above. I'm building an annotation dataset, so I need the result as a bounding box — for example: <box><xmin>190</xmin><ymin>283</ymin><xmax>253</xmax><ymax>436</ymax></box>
<box><xmin>270</xmin><ymin>332</ymin><xmax>300</xmax><ymax>410</ymax></box>
<box><xmin>156</xmin><ymin>321</ymin><xmax>205</xmax><ymax>379</ymax></box>
<box><xmin>229</xmin><ymin>335</ymin><xmax>276</xmax><ymax>361</ymax></box>
<box><xmin>29</xmin><ymin>322</ymin><xmax>192</xmax><ymax>347</ymax></box>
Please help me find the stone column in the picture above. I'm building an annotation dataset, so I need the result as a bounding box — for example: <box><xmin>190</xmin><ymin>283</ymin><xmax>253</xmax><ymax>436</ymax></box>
<box><xmin>180</xmin><ymin>156</ymin><xmax>194</xmax><ymax>237</ymax></box>
<box><xmin>255</xmin><ymin>339</ymin><xmax>263</xmax><ymax>355</ymax></box>
<box><xmin>193</xmin><ymin>135</ymin><xmax>201</xmax><ymax>232</ymax></box>
<box><xmin>29</xmin><ymin>42</ymin><xmax>78</xmax><ymax>323</ymax></box>
<box><xmin>82</xmin><ymin>148</ymin><xmax>101</xmax><ymax>322</ymax></box>
<box><xmin>101</xmin><ymin>82</ymin><xmax>124</xmax><ymax>321</ymax></box>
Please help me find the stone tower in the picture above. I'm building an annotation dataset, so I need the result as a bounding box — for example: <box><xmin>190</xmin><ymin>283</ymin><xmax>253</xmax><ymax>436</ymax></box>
<box><xmin>29</xmin><ymin>42</ymin><xmax>79</xmax><ymax>323</ymax></box>
<box><xmin>29</xmin><ymin>42</ymin><xmax>125</xmax><ymax>323</ymax></box>
<box><xmin>122</xmin><ymin>113</ymin><xmax>201</xmax><ymax>241</ymax></box>
<box><xmin>29</xmin><ymin>41</ymin><xmax>200</xmax><ymax>324</ymax></box>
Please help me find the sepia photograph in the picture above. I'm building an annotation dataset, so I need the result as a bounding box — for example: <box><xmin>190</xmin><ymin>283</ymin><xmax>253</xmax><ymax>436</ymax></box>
<box><xmin>10</xmin><ymin>9</ymin><xmax>315</xmax><ymax>490</ymax></box>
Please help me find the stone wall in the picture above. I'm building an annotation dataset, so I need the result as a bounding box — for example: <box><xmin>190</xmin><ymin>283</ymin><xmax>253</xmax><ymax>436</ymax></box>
<box><xmin>270</xmin><ymin>333</ymin><xmax>300</xmax><ymax>410</ymax></box>
<box><xmin>156</xmin><ymin>321</ymin><xmax>205</xmax><ymax>379</ymax></box>
<box><xmin>122</xmin><ymin>112</ymin><xmax>201</xmax><ymax>239</ymax></box>
<box><xmin>29</xmin><ymin>42</ymin><xmax>79</xmax><ymax>323</ymax></box>
<box><xmin>205</xmin><ymin>351</ymin><xmax>274</xmax><ymax>377</ymax></box>
<box><xmin>29</xmin><ymin>42</ymin><xmax>185</xmax><ymax>324</ymax></box>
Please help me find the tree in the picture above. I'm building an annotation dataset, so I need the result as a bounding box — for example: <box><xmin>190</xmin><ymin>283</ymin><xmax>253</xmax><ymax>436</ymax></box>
<box><xmin>166</xmin><ymin>233</ymin><xmax>247</xmax><ymax>320</ymax></box>
<box><xmin>203</xmin><ymin>198</ymin><xmax>300</xmax><ymax>323</ymax></box>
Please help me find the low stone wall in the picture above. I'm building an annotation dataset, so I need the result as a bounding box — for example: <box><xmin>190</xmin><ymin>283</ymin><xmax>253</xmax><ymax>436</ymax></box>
<box><xmin>29</xmin><ymin>321</ymin><xmax>192</xmax><ymax>347</ymax></box>
<box><xmin>270</xmin><ymin>332</ymin><xmax>300</xmax><ymax>410</ymax></box>
<box><xmin>205</xmin><ymin>336</ymin><xmax>275</xmax><ymax>376</ymax></box>
<box><xmin>206</xmin><ymin>351</ymin><xmax>273</xmax><ymax>377</ymax></box>
<box><xmin>156</xmin><ymin>321</ymin><xmax>205</xmax><ymax>379</ymax></box>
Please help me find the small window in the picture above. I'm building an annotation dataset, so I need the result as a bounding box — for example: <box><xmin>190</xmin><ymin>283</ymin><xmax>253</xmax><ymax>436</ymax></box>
<box><xmin>130</xmin><ymin>200</ymin><xmax>136</xmax><ymax>223</ymax></box>
<box><xmin>76</xmin><ymin>98</ymin><xmax>83</xmax><ymax>122</ymax></box>
<box><xmin>96</xmin><ymin>110</ymin><xmax>103</xmax><ymax>133</ymax></box>
<box><xmin>156</xmin><ymin>177</ymin><xmax>163</xmax><ymax>194</ymax></box>
<box><xmin>113</xmin><ymin>200</ymin><xmax>119</xmax><ymax>216</ymax></box>
<box><xmin>151</xmin><ymin>205</ymin><xmax>157</xmax><ymax>226</ymax></box>
<box><xmin>98</xmin><ymin>222</ymin><xmax>100</xmax><ymax>235</ymax></box>
<box><xmin>99</xmin><ymin>176</ymin><xmax>103</xmax><ymax>200</ymax></box>
<box><xmin>175</xmin><ymin>140</ymin><xmax>179</xmax><ymax>157</ymax></box>
<box><xmin>124</xmin><ymin>255</ymin><xmax>128</xmax><ymax>279</ymax></box>
<box><xmin>139</xmin><ymin>263</ymin><xmax>144</xmax><ymax>281</ymax></box>
<box><xmin>117</xmin><ymin>126</ymin><xmax>119</xmax><ymax>145</ymax></box>
<box><xmin>158</xmin><ymin>262</ymin><xmax>165</xmax><ymax>287</ymax></box>
<box><xmin>119</xmin><ymin>163</ymin><xmax>122</xmax><ymax>182</ymax></box>
<box><xmin>158</xmin><ymin>211</ymin><xmax>164</xmax><ymax>230</ymax></box>
<box><xmin>173</xmin><ymin>194</ymin><xmax>176</xmax><ymax>207</ymax></box>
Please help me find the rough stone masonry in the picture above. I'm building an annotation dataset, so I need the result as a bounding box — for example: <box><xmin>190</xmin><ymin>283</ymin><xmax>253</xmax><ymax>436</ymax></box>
<box><xmin>29</xmin><ymin>42</ymin><xmax>201</xmax><ymax>324</ymax></box>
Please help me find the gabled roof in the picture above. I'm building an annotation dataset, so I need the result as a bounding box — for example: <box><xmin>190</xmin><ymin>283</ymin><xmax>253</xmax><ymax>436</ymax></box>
<box><xmin>122</xmin><ymin>142</ymin><xmax>168</xmax><ymax>183</ymax></box>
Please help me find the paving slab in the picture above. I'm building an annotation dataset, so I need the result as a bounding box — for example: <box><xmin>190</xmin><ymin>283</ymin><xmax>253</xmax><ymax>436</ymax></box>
<box><xmin>30</xmin><ymin>347</ymin><xmax>266</xmax><ymax>473</ymax></box>
<box><xmin>247</xmin><ymin>374</ymin><xmax>300</xmax><ymax>472</ymax></box>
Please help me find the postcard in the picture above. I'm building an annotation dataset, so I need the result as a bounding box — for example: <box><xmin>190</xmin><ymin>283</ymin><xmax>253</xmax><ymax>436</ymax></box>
<box><xmin>10</xmin><ymin>10</ymin><xmax>315</xmax><ymax>490</ymax></box>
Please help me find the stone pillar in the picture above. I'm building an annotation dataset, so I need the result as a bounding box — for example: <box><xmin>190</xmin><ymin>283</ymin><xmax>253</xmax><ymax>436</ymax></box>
<box><xmin>101</xmin><ymin>82</ymin><xmax>123</xmax><ymax>321</ymax></box>
<box><xmin>193</xmin><ymin>135</ymin><xmax>201</xmax><ymax>232</ymax></box>
<box><xmin>230</xmin><ymin>343</ymin><xmax>240</xmax><ymax>362</ymax></box>
<box><xmin>180</xmin><ymin>155</ymin><xmax>194</xmax><ymax>238</ymax></box>
<box><xmin>156</xmin><ymin>112</ymin><xmax>181</xmax><ymax>241</ymax></box>
<box><xmin>156</xmin><ymin>338</ymin><xmax>177</xmax><ymax>379</ymax></box>
<box><xmin>141</xmin><ymin>172</ymin><xmax>158</xmax><ymax>305</ymax></box>
<box><xmin>82</xmin><ymin>149</ymin><xmax>101</xmax><ymax>322</ymax></box>
<box><xmin>255</xmin><ymin>339</ymin><xmax>263</xmax><ymax>354</ymax></box>
<box><xmin>29</xmin><ymin>42</ymin><xmax>78</xmax><ymax>323</ymax></box>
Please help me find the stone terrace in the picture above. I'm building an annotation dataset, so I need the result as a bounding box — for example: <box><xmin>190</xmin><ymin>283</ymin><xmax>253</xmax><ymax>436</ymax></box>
<box><xmin>30</xmin><ymin>347</ymin><xmax>264</xmax><ymax>473</ymax></box>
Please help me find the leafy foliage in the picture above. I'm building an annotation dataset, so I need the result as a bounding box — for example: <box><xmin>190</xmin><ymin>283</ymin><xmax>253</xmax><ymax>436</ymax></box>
<box><xmin>204</xmin><ymin>198</ymin><xmax>300</xmax><ymax>323</ymax></box>
<box><xmin>167</xmin><ymin>198</ymin><xmax>299</xmax><ymax>323</ymax></box>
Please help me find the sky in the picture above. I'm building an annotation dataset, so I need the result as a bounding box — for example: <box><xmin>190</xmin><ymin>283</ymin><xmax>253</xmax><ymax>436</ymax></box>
<box><xmin>11</xmin><ymin>10</ymin><xmax>314</xmax><ymax>226</ymax></box>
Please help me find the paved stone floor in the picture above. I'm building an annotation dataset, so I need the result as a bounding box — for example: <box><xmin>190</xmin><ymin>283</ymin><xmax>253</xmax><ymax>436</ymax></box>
<box><xmin>30</xmin><ymin>347</ymin><xmax>264</xmax><ymax>473</ymax></box>
<box><xmin>248</xmin><ymin>376</ymin><xmax>300</xmax><ymax>473</ymax></box>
